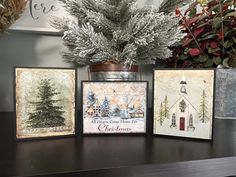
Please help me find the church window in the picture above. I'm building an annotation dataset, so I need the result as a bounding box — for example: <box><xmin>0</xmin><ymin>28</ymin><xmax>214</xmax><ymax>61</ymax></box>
<box><xmin>171</xmin><ymin>113</ymin><xmax>176</xmax><ymax>126</ymax></box>
<box><xmin>179</xmin><ymin>99</ymin><xmax>187</xmax><ymax>112</ymax></box>
<box><xmin>189</xmin><ymin>114</ymin><xmax>193</xmax><ymax>127</ymax></box>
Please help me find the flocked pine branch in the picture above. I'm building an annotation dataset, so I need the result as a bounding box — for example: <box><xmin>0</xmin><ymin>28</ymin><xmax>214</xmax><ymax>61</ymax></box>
<box><xmin>159</xmin><ymin>0</ymin><xmax>194</xmax><ymax>14</ymax></box>
<box><xmin>52</xmin><ymin>0</ymin><xmax>187</xmax><ymax>66</ymax></box>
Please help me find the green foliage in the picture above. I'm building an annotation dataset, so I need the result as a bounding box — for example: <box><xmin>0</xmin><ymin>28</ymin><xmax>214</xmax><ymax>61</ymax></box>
<box><xmin>27</xmin><ymin>79</ymin><xmax>65</xmax><ymax>128</ymax></box>
<box><xmin>51</xmin><ymin>0</ymin><xmax>189</xmax><ymax>66</ymax></box>
<box><xmin>173</xmin><ymin>0</ymin><xmax>236</xmax><ymax>68</ymax></box>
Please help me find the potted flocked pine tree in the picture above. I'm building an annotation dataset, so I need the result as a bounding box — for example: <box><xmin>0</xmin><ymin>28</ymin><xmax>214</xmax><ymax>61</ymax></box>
<box><xmin>52</xmin><ymin>0</ymin><xmax>189</xmax><ymax>80</ymax></box>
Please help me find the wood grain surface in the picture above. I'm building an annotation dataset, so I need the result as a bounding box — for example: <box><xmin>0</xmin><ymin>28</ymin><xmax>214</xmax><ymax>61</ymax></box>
<box><xmin>0</xmin><ymin>112</ymin><xmax>236</xmax><ymax>177</ymax></box>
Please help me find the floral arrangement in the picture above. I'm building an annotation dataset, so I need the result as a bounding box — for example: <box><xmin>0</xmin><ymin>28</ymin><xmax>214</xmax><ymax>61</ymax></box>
<box><xmin>172</xmin><ymin>0</ymin><xmax>236</xmax><ymax>68</ymax></box>
<box><xmin>0</xmin><ymin>0</ymin><xmax>26</xmax><ymax>33</ymax></box>
<box><xmin>51</xmin><ymin>0</ymin><xmax>189</xmax><ymax>66</ymax></box>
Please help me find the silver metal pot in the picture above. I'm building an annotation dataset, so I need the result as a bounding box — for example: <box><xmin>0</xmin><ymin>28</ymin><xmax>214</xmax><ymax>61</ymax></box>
<box><xmin>215</xmin><ymin>68</ymin><xmax>236</xmax><ymax>118</ymax></box>
<box><xmin>89</xmin><ymin>63</ymin><xmax>139</xmax><ymax>81</ymax></box>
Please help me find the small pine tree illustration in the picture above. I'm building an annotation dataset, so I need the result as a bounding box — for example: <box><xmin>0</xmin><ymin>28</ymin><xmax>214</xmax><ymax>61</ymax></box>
<box><xmin>199</xmin><ymin>90</ymin><xmax>210</xmax><ymax>123</ymax></box>
<box><xmin>87</xmin><ymin>91</ymin><xmax>96</xmax><ymax>106</ymax></box>
<box><xmin>27</xmin><ymin>79</ymin><xmax>65</xmax><ymax>128</ymax></box>
<box><xmin>101</xmin><ymin>96</ymin><xmax>110</xmax><ymax>117</ymax></box>
<box><xmin>163</xmin><ymin>96</ymin><xmax>170</xmax><ymax>118</ymax></box>
<box><xmin>157</xmin><ymin>102</ymin><xmax>165</xmax><ymax>126</ymax></box>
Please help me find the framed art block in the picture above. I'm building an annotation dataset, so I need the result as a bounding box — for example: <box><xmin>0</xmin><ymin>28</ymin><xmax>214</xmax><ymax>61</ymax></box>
<box><xmin>82</xmin><ymin>81</ymin><xmax>148</xmax><ymax>134</ymax></box>
<box><xmin>153</xmin><ymin>69</ymin><xmax>215</xmax><ymax>140</ymax></box>
<box><xmin>15</xmin><ymin>67</ymin><xmax>76</xmax><ymax>139</ymax></box>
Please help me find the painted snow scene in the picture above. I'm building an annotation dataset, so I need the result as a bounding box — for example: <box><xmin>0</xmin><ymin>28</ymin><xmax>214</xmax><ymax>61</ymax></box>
<box><xmin>153</xmin><ymin>70</ymin><xmax>215</xmax><ymax>140</ymax></box>
<box><xmin>83</xmin><ymin>82</ymin><xmax>147</xmax><ymax>134</ymax></box>
<box><xmin>15</xmin><ymin>68</ymin><xmax>76</xmax><ymax>139</ymax></box>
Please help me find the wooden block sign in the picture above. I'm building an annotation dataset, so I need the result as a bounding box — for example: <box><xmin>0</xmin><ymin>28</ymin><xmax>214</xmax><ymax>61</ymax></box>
<box><xmin>10</xmin><ymin>0</ymin><xmax>73</xmax><ymax>33</ymax></box>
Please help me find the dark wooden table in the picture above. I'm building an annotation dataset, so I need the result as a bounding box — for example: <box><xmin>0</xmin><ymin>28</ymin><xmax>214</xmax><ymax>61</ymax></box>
<box><xmin>1</xmin><ymin>112</ymin><xmax>236</xmax><ymax>177</ymax></box>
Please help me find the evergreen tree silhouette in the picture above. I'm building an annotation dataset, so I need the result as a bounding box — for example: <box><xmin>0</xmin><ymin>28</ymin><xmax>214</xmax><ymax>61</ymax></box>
<box><xmin>163</xmin><ymin>96</ymin><xmax>170</xmax><ymax>118</ymax></box>
<box><xmin>27</xmin><ymin>78</ymin><xmax>65</xmax><ymax>128</ymax></box>
<box><xmin>199</xmin><ymin>90</ymin><xmax>209</xmax><ymax>123</ymax></box>
<box><xmin>101</xmin><ymin>96</ymin><xmax>110</xmax><ymax>117</ymax></box>
<box><xmin>158</xmin><ymin>102</ymin><xmax>164</xmax><ymax>126</ymax></box>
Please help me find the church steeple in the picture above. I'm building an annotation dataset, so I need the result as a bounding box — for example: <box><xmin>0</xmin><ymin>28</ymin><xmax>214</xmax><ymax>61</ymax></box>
<box><xmin>180</xmin><ymin>75</ymin><xmax>187</xmax><ymax>95</ymax></box>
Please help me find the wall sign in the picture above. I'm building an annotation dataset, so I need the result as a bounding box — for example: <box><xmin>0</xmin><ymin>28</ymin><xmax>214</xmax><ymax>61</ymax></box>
<box><xmin>153</xmin><ymin>69</ymin><xmax>215</xmax><ymax>140</ymax></box>
<box><xmin>10</xmin><ymin>0</ymin><xmax>73</xmax><ymax>34</ymax></box>
<box><xmin>82</xmin><ymin>81</ymin><xmax>148</xmax><ymax>134</ymax></box>
<box><xmin>15</xmin><ymin>67</ymin><xmax>77</xmax><ymax>139</ymax></box>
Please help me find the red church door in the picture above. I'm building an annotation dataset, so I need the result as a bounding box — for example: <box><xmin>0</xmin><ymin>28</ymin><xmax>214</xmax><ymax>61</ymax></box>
<box><xmin>180</xmin><ymin>117</ymin><xmax>185</xmax><ymax>131</ymax></box>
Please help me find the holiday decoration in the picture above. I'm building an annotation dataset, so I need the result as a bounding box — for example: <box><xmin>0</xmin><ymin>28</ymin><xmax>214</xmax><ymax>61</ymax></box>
<box><xmin>15</xmin><ymin>67</ymin><xmax>76</xmax><ymax>139</ymax></box>
<box><xmin>0</xmin><ymin>0</ymin><xmax>26</xmax><ymax>33</ymax></box>
<box><xmin>27</xmin><ymin>78</ymin><xmax>66</xmax><ymax>128</ymax></box>
<box><xmin>51</xmin><ymin>0</ymin><xmax>187</xmax><ymax>66</ymax></box>
<box><xmin>82</xmin><ymin>81</ymin><xmax>148</xmax><ymax>134</ymax></box>
<box><xmin>172</xmin><ymin>0</ymin><xmax>236</xmax><ymax>68</ymax></box>
<box><xmin>159</xmin><ymin>0</ymin><xmax>193</xmax><ymax>14</ymax></box>
<box><xmin>153</xmin><ymin>69</ymin><xmax>215</xmax><ymax>140</ymax></box>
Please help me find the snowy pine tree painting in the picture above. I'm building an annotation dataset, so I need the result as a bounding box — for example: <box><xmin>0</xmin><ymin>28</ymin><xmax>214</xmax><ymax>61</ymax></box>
<box><xmin>15</xmin><ymin>68</ymin><xmax>76</xmax><ymax>139</ymax></box>
<box><xmin>27</xmin><ymin>78</ymin><xmax>66</xmax><ymax>128</ymax></box>
<box><xmin>83</xmin><ymin>81</ymin><xmax>147</xmax><ymax>134</ymax></box>
<box><xmin>153</xmin><ymin>70</ymin><xmax>215</xmax><ymax>140</ymax></box>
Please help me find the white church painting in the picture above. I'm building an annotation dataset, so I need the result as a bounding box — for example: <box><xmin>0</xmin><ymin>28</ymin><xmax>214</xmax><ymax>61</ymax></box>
<box><xmin>153</xmin><ymin>69</ymin><xmax>215</xmax><ymax>140</ymax></box>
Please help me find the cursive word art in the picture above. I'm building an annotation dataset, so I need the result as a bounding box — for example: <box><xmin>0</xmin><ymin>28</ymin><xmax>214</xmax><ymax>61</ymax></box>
<box><xmin>28</xmin><ymin>0</ymin><xmax>59</xmax><ymax>20</ymax></box>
